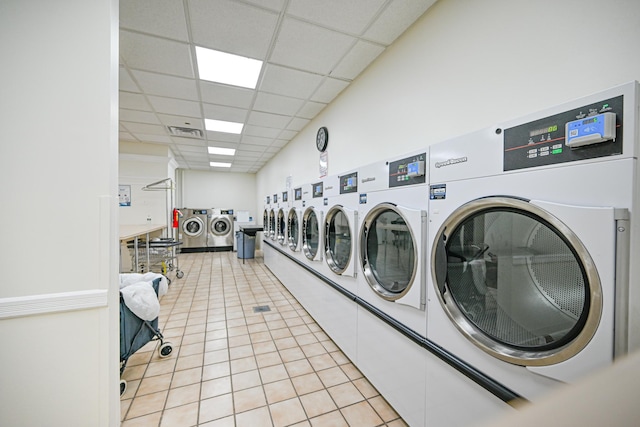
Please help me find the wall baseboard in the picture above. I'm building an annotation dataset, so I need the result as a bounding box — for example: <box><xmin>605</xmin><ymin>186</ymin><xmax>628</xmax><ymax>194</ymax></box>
<box><xmin>0</xmin><ymin>289</ymin><xmax>108</xmax><ymax>320</ymax></box>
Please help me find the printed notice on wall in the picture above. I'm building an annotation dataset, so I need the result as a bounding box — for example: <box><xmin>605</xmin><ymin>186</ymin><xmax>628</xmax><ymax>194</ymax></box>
<box><xmin>319</xmin><ymin>151</ymin><xmax>328</xmax><ymax>178</ymax></box>
<box><xmin>119</xmin><ymin>185</ymin><xmax>131</xmax><ymax>207</ymax></box>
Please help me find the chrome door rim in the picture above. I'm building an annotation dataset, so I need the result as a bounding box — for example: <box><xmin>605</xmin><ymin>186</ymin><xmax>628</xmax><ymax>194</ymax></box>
<box><xmin>324</xmin><ymin>205</ymin><xmax>351</xmax><ymax>274</ymax></box>
<box><xmin>431</xmin><ymin>196</ymin><xmax>603</xmax><ymax>366</ymax></box>
<box><xmin>183</xmin><ymin>217</ymin><xmax>204</xmax><ymax>236</ymax></box>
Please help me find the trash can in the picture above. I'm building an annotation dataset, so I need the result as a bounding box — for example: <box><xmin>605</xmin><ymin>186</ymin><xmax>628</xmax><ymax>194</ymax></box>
<box><xmin>236</xmin><ymin>231</ymin><xmax>256</xmax><ymax>259</ymax></box>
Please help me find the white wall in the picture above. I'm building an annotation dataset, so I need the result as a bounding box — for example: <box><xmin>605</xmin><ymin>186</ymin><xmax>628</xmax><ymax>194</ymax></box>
<box><xmin>0</xmin><ymin>0</ymin><xmax>119</xmax><ymax>425</ymax></box>
<box><xmin>256</xmin><ymin>0</ymin><xmax>640</xmax><ymax>204</ymax></box>
<box><xmin>179</xmin><ymin>169</ymin><xmax>258</xmax><ymax>219</ymax></box>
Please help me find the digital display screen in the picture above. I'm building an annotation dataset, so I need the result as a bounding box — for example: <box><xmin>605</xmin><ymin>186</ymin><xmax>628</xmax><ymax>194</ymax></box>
<box><xmin>312</xmin><ymin>182</ymin><xmax>323</xmax><ymax>198</ymax></box>
<box><xmin>340</xmin><ymin>172</ymin><xmax>358</xmax><ymax>194</ymax></box>
<box><xmin>388</xmin><ymin>152</ymin><xmax>426</xmax><ymax>187</ymax></box>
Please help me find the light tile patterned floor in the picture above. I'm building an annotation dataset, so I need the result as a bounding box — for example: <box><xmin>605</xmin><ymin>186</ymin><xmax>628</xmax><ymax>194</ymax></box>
<box><xmin>120</xmin><ymin>250</ymin><xmax>407</xmax><ymax>427</ymax></box>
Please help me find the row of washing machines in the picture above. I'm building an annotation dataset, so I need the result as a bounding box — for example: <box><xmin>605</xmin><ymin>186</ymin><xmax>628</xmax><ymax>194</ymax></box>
<box><xmin>262</xmin><ymin>82</ymin><xmax>640</xmax><ymax>426</ymax></box>
<box><xmin>178</xmin><ymin>208</ymin><xmax>234</xmax><ymax>252</ymax></box>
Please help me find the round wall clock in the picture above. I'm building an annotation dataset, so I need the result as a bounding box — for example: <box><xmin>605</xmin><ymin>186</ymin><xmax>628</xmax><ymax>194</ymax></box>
<box><xmin>316</xmin><ymin>126</ymin><xmax>329</xmax><ymax>152</ymax></box>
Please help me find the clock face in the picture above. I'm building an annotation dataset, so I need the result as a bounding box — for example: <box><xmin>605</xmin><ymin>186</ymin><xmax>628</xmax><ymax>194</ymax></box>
<box><xmin>316</xmin><ymin>127</ymin><xmax>328</xmax><ymax>152</ymax></box>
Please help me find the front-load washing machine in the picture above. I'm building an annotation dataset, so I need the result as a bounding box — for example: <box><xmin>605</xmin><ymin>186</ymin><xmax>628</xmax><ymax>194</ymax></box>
<box><xmin>179</xmin><ymin>208</ymin><xmax>209</xmax><ymax>252</ymax></box>
<box><xmin>301</xmin><ymin>181</ymin><xmax>324</xmax><ymax>266</ymax></box>
<box><xmin>208</xmin><ymin>209</ymin><xmax>234</xmax><ymax>251</ymax></box>
<box><xmin>276</xmin><ymin>191</ymin><xmax>288</xmax><ymax>247</ymax></box>
<box><xmin>427</xmin><ymin>82</ymin><xmax>639</xmax><ymax>402</ymax></box>
<box><xmin>355</xmin><ymin>151</ymin><xmax>429</xmax><ymax>427</ymax></box>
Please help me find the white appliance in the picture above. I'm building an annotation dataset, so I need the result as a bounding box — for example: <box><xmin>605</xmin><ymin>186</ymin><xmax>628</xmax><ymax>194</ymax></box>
<box><xmin>301</xmin><ymin>181</ymin><xmax>324</xmax><ymax>264</ymax></box>
<box><xmin>356</xmin><ymin>151</ymin><xmax>429</xmax><ymax>334</ymax></box>
<box><xmin>322</xmin><ymin>172</ymin><xmax>359</xmax><ymax>294</ymax></box>
<box><xmin>354</xmin><ymin>151</ymin><xmax>429</xmax><ymax>427</ymax></box>
<box><xmin>426</xmin><ymin>82</ymin><xmax>638</xmax><ymax>403</ymax></box>
<box><xmin>208</xmin><ymin>209</ymin><xmax>234</xmax><ymax>250</ymax></box>
<box><xmin>287</xmin><ymin>186</ymin><xmax>304</xmax><ymax>255</ymax></box>
<box><xmin>179</xmin><ymin>208</ymin><xmax>209</xmax><ymax>252</ymax></box>
<box><xmin>276</xmin><ymin>189</ymin><xmax>289</xmax><ymax>247</ymax></box>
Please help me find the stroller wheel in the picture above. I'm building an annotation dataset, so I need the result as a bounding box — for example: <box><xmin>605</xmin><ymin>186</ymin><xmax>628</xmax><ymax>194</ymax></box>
<box><xmin>159</xmin><ymin>342</ymin><xmax>173</xmax><ymax>358</ymax></box>
<box><xmin>176</xmin><ymin>270</ymin><xmax>184</xmax><ymax>279</ymax></box>
<box><xmin>120</xmin><ymin>379</ymin><xmax>127</xmax><ymax>396</ymax></box>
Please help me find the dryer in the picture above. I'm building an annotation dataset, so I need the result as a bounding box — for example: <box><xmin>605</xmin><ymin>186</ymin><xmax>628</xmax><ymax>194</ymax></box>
<box><xmin>426</xmin><ymin>82</ymin><xmax>639</xmax><ymax>402</ymax></box>
<box><xmin>179</xmin><ymin>208</ymin><xmax>209</xmax><ymax>252</ymax></box>
<box><xmin>208</xmin><ymin>209</ymin><xmax>234</xmax><ymax>251</ymax></box>
<box><xmin>355</xmin><ymin>151</ymin><xmax>429</xmax><ymax>427</ymax></box>
<box><xmin>268</xmin><ymin>192</ymin><xmax>277</xmax><ymax>241</ymax></box>
<box><xmin>357</xmin><ymin>151</ymin><xmax>429</xmax><ymax>335</ymax></box>
<box><xmin>287</xmin><ymin>186</ymin><xmax>304</xmax><ymax>255</ymax></box>
<box><xmin>301</xmin><ymin>181</ymin><xmax>324</xmax><ymax>265</ymax></box>
<box><xmin>276</xmin><ymin>190</ymin><xmax>289</xmax><ymax>247</ymax></box>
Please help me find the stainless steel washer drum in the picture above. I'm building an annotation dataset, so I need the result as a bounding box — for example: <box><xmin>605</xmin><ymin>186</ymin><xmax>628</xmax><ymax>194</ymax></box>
<box><xmin>432</xmin><ymin>197</ymin><xmax>602</xmax><ymax>366</ymax></box>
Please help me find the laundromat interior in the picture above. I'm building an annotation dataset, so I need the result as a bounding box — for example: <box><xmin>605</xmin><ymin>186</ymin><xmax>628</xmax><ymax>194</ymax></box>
<box><xmin>4</xmin><ymin>1</ymin><xmax>640</xmax><ymax>426</ymax></box>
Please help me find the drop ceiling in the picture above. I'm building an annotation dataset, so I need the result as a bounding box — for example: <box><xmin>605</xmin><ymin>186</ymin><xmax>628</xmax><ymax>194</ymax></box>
<box><xmin>119</xmin><ymin>0</ymin><xmax>436</xmax><ymax>173</ymax></box>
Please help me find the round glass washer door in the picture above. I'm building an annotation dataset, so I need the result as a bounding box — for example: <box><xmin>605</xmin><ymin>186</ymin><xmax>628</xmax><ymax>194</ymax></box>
<box><xmin>277</xmin><ymin>208</ymin><xmax>286</xmax><ymax>245</ymax></box>
<box><xmin>211</xmin><ymin>217</ymin><xmax>230</xmax><ymax>235</ymax></box>
<box><xmin>324</xmin><ymin>205</ymin><xmax>352</xmax><ymax>274</ymax></box>
<box><xmin>432</xmin><ymin>197</ymin><xmax>602</xmax><ymax>366</ymax></box>
<box><xmin>302</xmin><ymin>207</ymin><xmax>320</xmax><ymax>260</ymax></box>
<box><xmin>263</xmin><ymin>209</ymin><xmax>269</xmax><ymax>236</ymax></box>
<box><xmin>288</xmin><ymin>209</ymin><xmax>300</xmax><ymax>251</ymax></box>
<box><xmin>269</xmin><ymin>209</ymin><xmax>276</xmax><ymax>239</ymax></box>
<box><xmin>360</xmin><ymin>203</ymin><xmax>417</xmax><ymax>301</ymax></box>
<box><xmin>182</xmin><ymin>217</ymin><xmax>205</xmax><ymax>236</ymax></box>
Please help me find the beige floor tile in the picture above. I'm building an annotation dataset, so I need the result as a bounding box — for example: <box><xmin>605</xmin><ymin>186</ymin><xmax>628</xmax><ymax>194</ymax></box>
<box><xmin>232</xmin><ymin>369</ymin><xmax>262</xmax><ymax>391</ymax></box>
<box><xmin>230</xmin><ymin>356</ymin><xmax>258</xmax><ymax>374</ymax></box>
<box><xmin>308</xmin><ymin>354</ymin><xmax>337</xmax><ymax>371</ymax></box>
<box><xmin>340</xmin><ymin>401</ymin><xmax>384</xmax><ymax>427</ymax></box>
<box><xmin>121</xmin><ymin>411</ymin><xmax>163</xmax><ymax>427</ymax></box>
<box><xmin>291</xmin><ymin>372</ymin><xmax>325</xmax><ymax>395</ymax></box>
<box><xmin>228</xmin><ymin>334</ymin><xmax>252</xmax><ymax>348</ymax></box>
<box><xmin>143</xmin><ymin>359</ymin><xmax>177</xmax><ymax>377</ymax></box>
<box><xmin>160</xmin><ymin>401</ymin><xmax>199</xmax><ymax>427</ymax></box>
<box><xmin>178</xmin><ymin>341</ymin><xmax>205</xmax><ymax>357</ymax></box>
<box><xmin>204</xmin><ymin>349</ymin><xmax>230</xmax><ymax>365</ymax></box>
<box><xmin>229</xmin><ymin>344</ymin><xmax>254</xmax><ymax>360</ymax></box>
<box><xmin>369</xmin><ymin>394</ymin><xmax>400</xmax><ymax>422</ymax></box>
<box><xmin>269</xmin><ymin>327</ymin><xmax>293</xmax><ymax>339</ymax></box>
<box><xmin>202</xmin><ymin>361</ymin><xmax>231</xmax><ymax>381</ymax></box>
<box><xmin>234</xmin><ymin>406</ymin><xmax>273</xmax><ymax>427</ymax></box>
<box><xmin>199</xmin><ymin>394</ymin><xmax>234</xmax><ymax>423</ymax></box>
<box><xmin>176</xmin><ymin>354</ymin><xmax>204</xmax><ymax>371</ymax></box>
<box><xmin>201</xmin><ymin>376</ymin><xmax>232</xmax><ymax>399</ymax></box>
<box><xmin>309</xmin><ymin>410</ymin><xmax>348</xmax><ymax>427</ymax></box>
<box><xmin>295</xmin><ymin>333</ymin><xmax>319</xmax><ymax>346</ymax></box>
<box><xmin>299</xmin><ymin>389</ymin><xmax>338</xmax><ymax>418</ymax></box>
<box><xmin>255</xmin><ymin>350</ymin><xmax>283</xmax><ymax>368</ymax></box>
<box><xmin>264</xmin><ymin>379</ymin><xmax>297</xmax><ymax>404</ymax></box>
<box><xmin>339</xmin><ymin>363</ymin><xmax>363</xmax><ymax>381</ymax></box>
<box><xmin>233</xmin><ymin>385</ymin><xmax>267</xmax><ymax>413</ymax></box>
<box><xmin>279</xmin><ymin>347</ymin><xmax>306</xmax><ymax>362</ymax></box>
<box><xmin>386</xmin><ymin>418</ymin><xmax>409</xmax><ymax>427</ymax></box>
<box><xmin>352</xmin><ymin>377</ymin><xmax>380</xmax><ymax>399</ymax></box>
<box><xmin>126</xmin><ymin>390</ymin><xmax>168</xmax><ymax>419</ymax></box>
<box><xmin>205</xmin><ymin>338</ymin><xmax>228</xmax><ymax>352</ymax></box>
<box><xmin>259</xmin><ymin>363</ymin><xmax>289</xmax><ymax>384</ymax></box>
<box><xmin>300</xmin><ymin>342</ymin><xmax>327</xmax><ymax>358</ymax></box>
<box><xmin>137</xmin><ymin>372</ymin><xmax>172</xmax><ymax>396</ymax></box>
<box><xmin>316</xmin><ymin>366</ymin><xmax>349</xmax><ymax>388</ymax></box>
<box><xmin>327</xmin><ymin>382</ymin><xmax>365</xmax><ymax>408</ymax></box>
<box><xmin>166</xmin><ymin>383</ymin><xmax>200</xmax><ymax>409</ymax></box>
<box><xmin>270</xmin><ymin>397</ymin><xmax>307</xmax><ymax>427</ymax></box>
<box><xmin>284</xmin><ymin>359</ymin><xmax>314</xmax><ymax>378</ymax></box>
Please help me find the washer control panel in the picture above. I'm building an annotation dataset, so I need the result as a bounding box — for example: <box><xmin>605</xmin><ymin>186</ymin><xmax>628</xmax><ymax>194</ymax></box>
<box><xmin>503</xmin><ymin>95</ymin><xmax>623</xmax><ymax>171</ymax></box>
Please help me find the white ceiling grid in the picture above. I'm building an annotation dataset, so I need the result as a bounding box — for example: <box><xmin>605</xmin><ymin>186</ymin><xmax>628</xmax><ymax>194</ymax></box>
<box><xmin>119</xmin><ymin>0</ymin><xmax>435</xmax><ymax>172</ymax></box>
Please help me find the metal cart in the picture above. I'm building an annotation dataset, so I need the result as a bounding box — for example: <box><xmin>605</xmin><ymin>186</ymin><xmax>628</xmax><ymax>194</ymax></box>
<box><xmin>127</xmin><ymin>238</ymin><xmax>183</xmax><ymax>279</ymax></box>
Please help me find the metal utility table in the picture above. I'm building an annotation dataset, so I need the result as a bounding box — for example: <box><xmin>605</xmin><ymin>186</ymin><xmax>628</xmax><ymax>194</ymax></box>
<box><xmin>239</xmin><ymin>226</ymin><xmax>263</xmax><ymax>264</ymax></box>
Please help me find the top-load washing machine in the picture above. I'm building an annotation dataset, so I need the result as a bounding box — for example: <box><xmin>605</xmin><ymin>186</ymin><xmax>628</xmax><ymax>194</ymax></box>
<box><xmin>179</xmin><ymin>208</ymin><xmax>209</xmax><ymax>252</ymax></box>
<box><xmin>208</xmin><ymin>209</ymin><xmax>234</xmax><ymax>251</ymax></box>
<box><xmin>427</xmin><ymin>82</ymin><xmax>639</xmax><ymax>402</ymax></box>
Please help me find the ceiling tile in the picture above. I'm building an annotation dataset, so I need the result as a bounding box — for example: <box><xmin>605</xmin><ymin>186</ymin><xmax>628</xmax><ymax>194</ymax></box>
<box><xmin>189</xmin><ymin>0</ymin><xmax>279</xmax><ymax>59</ymax></box>
<box><xmin>363</xmin><ymin>0</ymin><xmax>435</xmax><ymax>45</ymax></box>
<box><xmin>260</xmin><ymin>64</ymin><xmax>323</xmax><ymax>99</ymax></box>
<box><xmin>120</xmin><ymin>30</ymin><xmax>194</xmax><ymax>78</ymax></box>
<box><xmin>241</xmin><ymin>136</ymin><xmax>273</xmax><ymax>147</ymax></box>
<box><xmin>286</xmin><ymin>0</ymin><xmax>386</xmax><ymax>35</ymax></box>
<box><xmin>119</xmin><ymin>67</ymin><xmax>140</xmax><ymax>92</ymax></box>
<box><xmin>157</xmin><ymin>114</ymin><xmax>203</xmax><ymax>129</ymax></box>
<box><xmin>178</xmin><ymin>145</ymin><xmax>207</xmax><ymax>153</ymax></box>
<box><xmin>241</xmin><ymin>0</ymin><xmax>285</xmax><ymax>12</ymax></box>
<box><xmin>330</xmin><ymin>40</ymin><xmax>385</xmax><ymax>80</ymax></box>
<box><xmin>202</xmin><ymin>103</ymin><xmax>248</xmax><ymax>123</ymax></box>
<box><xmin>269</xmin><ymin>18</ymin><xmax>356</xmax><ymax>74</ymax></box>
<box><xmin>171</xmin><ymin>136</ymin><xmax>207</xmax><ymax>146</ymax></box>
<box><xmin>243</xmin><ymin>125</ymin><xmax>282</xmax><ymax>138</ymax></box>
<box><xmin>120</xmin><ymin>109</ymin><xmax>161</xmax><ymax>124</ymax></box>
<box><xmin>286</xmin><ymin>117</ymin><xmax>310</xmax><ymax>131</ymax></box>
<box><xmin>200</xmin><ymin>81</ymin><xmax>255</xmax><ymax>109</ymax></box>
<box><xmin>131</xmin><ymin>70</ymin><xmax>198</xmax><ymax>100</ymax></box>
<box><xmin>120</xmin><ymin>0</ymin><xmax>189</xmax><ymax>41</ymax></box>
<box><xmin>147</xmin><ymin>95</ymin><xmax>201</xmax><ymax>117</ymax></box>
<box><xmin>248</xmin><ymin>111</ymin><xmax>291</xmax><ymax>129</ymax></box>
<box><xmin>119</xmin><ymin>92</ymin><xmax>152</xmax><ymax>110</ymax></box>
<box><xmin>310</xmin><ymin>78</ymin><xmax>350</xmax><ymax>103</ymax></box>
<box><xmin>297</xmin><ymin>101</ymin><xmax>326</xmax><ymax>120</ymax></box>
<box><xmin>120</xmin><ymin>131</ymin><xmax>137</xmax><ymax>141</ymax></box>
<box><xmin>254</xmin><ymin>92</ymin><xmax>305</xmax><ymax>116</ymax></box>
<box><xmin>134</xmin><ymin>133</ymin><xmax>173</xmax><ymax>144</ymax></box>
<box><xmin>204</xmin><ymin>131</ymin><xmax>242</xmax><ymax>143</ymax></box>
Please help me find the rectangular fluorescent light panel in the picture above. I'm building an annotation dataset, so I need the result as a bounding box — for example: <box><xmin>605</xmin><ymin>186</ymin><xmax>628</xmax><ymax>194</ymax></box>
<box><xmin>210</xmin><ymin>162</ymin><xmax>232</xmax><ymax>168</ymax></box>
<box><xmin>196</xmin><ymin>46</ymin><xmax>262</xmax><ymax>89</ymax></box>
<box><xmin>205</xmin><ymin>119</ymin><xmax>243</xmax><ymax>134</ymax></box>
<box><xmin>208</xmin><ymin>146</ymin><xmax>236</xmax><ymax>156</ymax></box>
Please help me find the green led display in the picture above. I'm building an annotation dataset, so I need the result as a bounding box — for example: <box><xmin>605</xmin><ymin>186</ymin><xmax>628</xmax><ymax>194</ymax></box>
<box><xmin>552</xmin><ymin>148</ymin><xmax>563</xmax><ymax>154</ymax></box>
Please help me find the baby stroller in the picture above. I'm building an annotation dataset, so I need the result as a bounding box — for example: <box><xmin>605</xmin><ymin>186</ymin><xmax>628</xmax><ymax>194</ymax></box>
<box><xmin>119</xmin><ymin>276</ymin><xmax>173</xmax><ymax>396</ymax></box>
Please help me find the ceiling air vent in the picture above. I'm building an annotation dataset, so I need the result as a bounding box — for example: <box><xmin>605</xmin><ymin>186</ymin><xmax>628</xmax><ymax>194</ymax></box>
<box><xmin>167</xmin><ymin>126</ymin><xmax>203</xmax><ymax>139</ymax></box>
